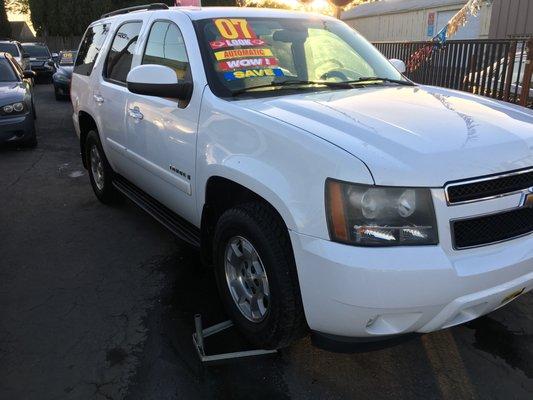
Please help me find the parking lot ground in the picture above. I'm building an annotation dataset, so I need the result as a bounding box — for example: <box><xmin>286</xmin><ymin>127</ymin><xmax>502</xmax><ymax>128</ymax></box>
<box><xmin>1</xmin><ymin>84</ymin><xmax>532</xmax><ymax>400</ymax></box>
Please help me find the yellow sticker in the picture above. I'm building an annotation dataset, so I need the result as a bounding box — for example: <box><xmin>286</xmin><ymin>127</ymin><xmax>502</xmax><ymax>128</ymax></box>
<box><xmin>214</xmin><ymin>48</ymin><xmax>273</xmax><ymax>61</ymax></box>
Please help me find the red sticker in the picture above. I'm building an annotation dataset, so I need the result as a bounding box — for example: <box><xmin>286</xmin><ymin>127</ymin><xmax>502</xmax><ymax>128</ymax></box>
<box><xmin>210</xmin><ymin>38</ymin><xmax>266</xmax><ymax>49</ymax></box>
<box><xmin>219</xmin><ymin>57</ymin><xmax>279</xmax><ymax>71</ymax></box>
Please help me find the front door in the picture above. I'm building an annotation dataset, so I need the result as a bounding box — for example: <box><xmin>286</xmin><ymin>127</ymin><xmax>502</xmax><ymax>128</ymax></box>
<box><xmin>125</xmin><ymin>18</ymin><xmax>200</xmax><ymax>223</ymax></box>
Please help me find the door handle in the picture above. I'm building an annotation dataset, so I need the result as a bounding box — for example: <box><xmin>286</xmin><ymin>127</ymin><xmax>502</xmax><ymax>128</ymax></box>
<box><xmin>128</xmin><ymin>107</ymin><xmax>144</xmax><ymax>121</ymax></box>
<box><xmin>93</xmin><ymin>94</ymin><xmax>104</xmax><ymax>104</ymax></box>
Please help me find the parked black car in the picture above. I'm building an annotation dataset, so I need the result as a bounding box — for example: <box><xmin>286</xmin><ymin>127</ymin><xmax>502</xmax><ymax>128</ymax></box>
<box><xmin>53</xmin><ymin>50</ymin><xmax>77</xmax><ymax>100</ymax></box>
<box><xmin>0</xmin><ymin>52</ymin><xmax>37</xmax><ymax>147</ymax></box>
<box><xmin>21</xmin><ymin>43</ymin><xmax>57</xmax><ymax>82</ymax></box>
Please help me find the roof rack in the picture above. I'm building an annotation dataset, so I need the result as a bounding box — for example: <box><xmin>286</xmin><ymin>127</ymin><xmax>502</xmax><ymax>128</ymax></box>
<box><xmin>101</xmin><ymin>3</ymin><xmax>169</xmax><ymax>19</ymax></box>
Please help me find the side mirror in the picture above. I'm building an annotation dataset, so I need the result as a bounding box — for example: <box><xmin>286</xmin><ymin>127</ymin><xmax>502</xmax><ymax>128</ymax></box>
<box><xmin>126</xmin><ymin>64</ymin><xmax>192</xmax><ymax>100</ymax></box>
<box><xmin>22</xmin><ymin>52</ymin><xmax>30</xmax><ymax>58</ymax></box>
<box><xmin>23</xmin><ymin>70</ymin><xmax>36</xmax><ymax>79</ymax></box>
<box><xmin>389</xmin><ymin>58</ymin><xmax>406</xmax><ymax>74</ymax></box>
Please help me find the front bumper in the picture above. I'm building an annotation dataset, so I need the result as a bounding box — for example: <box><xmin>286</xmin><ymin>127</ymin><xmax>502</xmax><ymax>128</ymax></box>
<box><xmin>290</xmin><ymin>189</ymin><xmax>533</xmax><ymax>338</ymax></box>
<box><xmin>0</xmin><ymin>113</ymin><xmax>35</xmax><ymax>144</ymax></box>
<box><xmin>54</xmin><ymin>80</ymin><xmax>70</xmax><ymax>96</ymax></box>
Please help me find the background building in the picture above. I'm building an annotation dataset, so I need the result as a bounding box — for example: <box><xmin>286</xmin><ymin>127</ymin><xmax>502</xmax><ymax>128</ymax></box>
<box><xmin>9</xmin><ymin>21</ymin><xmax>35</xmax><ymax>41</ymax></box>
<box><xmin>342</xmin><ymin>0</ymin><xmax>532</xmax><ymax>42</ymax></box>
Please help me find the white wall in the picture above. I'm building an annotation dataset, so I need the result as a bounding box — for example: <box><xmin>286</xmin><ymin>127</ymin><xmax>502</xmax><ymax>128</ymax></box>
<box><xmin>343</xmin><ymin>3</ymin><xmax>492</xmax><ymax>42</ymax></box>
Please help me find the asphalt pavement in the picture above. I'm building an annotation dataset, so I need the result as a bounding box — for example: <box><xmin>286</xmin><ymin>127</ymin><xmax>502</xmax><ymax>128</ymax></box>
<box><xmin>1</xmin><ymin>84</ymin><xmax>532</xmax><ymax>400</ymax></box>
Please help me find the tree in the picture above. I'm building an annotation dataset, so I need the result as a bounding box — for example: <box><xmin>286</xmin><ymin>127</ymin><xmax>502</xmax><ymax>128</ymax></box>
<box><xmin>1</xmin><ymin>0</ymin><xmax>12</xmax><ymax>38</ymax></box>
<box><xmin>19</xmin><ymin>0</ymin><xmax>176</xmax><ymax>37</ymax></box>
<box><xmin>240</xmin><ymin>0</ymin><xmax>376</xmax><ymax>17</ymax></box>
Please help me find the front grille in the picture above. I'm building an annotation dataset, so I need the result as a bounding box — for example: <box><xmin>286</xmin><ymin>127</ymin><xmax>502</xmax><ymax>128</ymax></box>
<box><xmin>446</xmin><ymin>168</ymin><xmax>533</xmax><ymax>204</ymax></box>
<box><xmin>452</xmin><ymin>207</ymin><xmax>533</xmax><ymax>249</ymax></box>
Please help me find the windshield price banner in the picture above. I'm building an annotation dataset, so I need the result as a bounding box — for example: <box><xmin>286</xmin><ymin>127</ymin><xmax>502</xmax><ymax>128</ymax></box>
<box><xmin>224</xmin><ymin>68</ymin><xmax>284</xmax><ymax>81</ymax></box>
<box><xmin>214</xmin><ymin>19</ymin><xmax>257</xmax><ymax>40</ymax></box>
<box><xmin>210</xmin><ymin>38</ymin><xmax>266</xmax><ymax>50</ymax></box>
<box><xmin>214</xmin><ymin>48</ymin><xmax>274</xmax><ymax>61</ymax></box>
<box><xmin>212</xmin><ymin>18</ymin><xmax>283</xmax><ymax>81</ymax></box>
<box><xmin>219</xmin><ymin>57</ymin><xmax>279</xmax><ymax>71</ymax></box>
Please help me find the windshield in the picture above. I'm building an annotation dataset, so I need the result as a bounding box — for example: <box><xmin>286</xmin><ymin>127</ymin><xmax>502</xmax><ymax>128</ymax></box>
<box><xmin>59</xmin><ymin>51</ymin><xmax>77</xmax><ymax>65</ymax></box>
<box><xmin>0</xmin><ymin>59</ymin><xmax>18</xmax><ymax>82</ymax></box>
<box><xmin>0</xmin><ymin>43</ymin><xmax>19</xmax><ymax>57</ymax></box>
<box><xmin>23</xmin><ymin>45</ymin><xmax>50</xmax><ymax>58</ymax></box>
<box><xmin>195</xmin><ymin>17</ymin><xmax>406</xmax><ymax>97</ymax></box>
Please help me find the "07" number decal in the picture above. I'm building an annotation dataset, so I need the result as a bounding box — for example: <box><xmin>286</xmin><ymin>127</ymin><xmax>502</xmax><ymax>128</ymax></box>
<box><xmin>214</xmin><ymin>19</ymin><xmax>257</xmax><ymax>40</ymax></box>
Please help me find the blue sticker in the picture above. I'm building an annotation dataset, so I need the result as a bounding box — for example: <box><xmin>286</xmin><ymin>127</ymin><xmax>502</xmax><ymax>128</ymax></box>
<box><xmin>224</xmin><ymin>68</ymin><xmax>284</xmax><ymax>81</ymax></box>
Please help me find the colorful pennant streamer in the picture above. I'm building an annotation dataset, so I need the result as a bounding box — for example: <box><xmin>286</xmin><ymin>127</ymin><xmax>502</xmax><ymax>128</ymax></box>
<box><xmin>407</xmin><ymin>0</ymin><xmax>489</xmax><ymax>72</ymax></box>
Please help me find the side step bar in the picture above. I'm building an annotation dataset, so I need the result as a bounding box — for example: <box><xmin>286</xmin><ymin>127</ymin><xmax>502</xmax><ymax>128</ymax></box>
<box><xmin>113</xmin><ymin>174</ymin><xmax>201</xmax><ymax>247</ymax></box>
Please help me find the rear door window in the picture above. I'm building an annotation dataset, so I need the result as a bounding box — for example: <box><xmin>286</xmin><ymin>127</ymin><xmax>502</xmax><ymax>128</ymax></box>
<box><xmin>104</xmin><ymin>21</ymin><xmax>143</xmax><ymax>84</ymax></box>
<box><xmin>74</xmin><ymin>23</ymin><xmax>110</xmax><ymax>76</ymax></box>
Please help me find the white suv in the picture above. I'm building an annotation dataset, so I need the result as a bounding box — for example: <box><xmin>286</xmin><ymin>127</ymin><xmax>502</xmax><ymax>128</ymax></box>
<box><xmin>71</xmin><ymin>4</ymin><xmax>533</xmax><ymax>350</ymax></box>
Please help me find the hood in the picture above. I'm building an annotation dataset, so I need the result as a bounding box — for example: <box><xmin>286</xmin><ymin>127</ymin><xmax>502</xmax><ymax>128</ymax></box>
<box><xmin>0</xmin><ymin>82</ymin><xmax>26</xmax><ymax>105</ymax></box>
<box><xmin>239</xmin><ymin>85</ymin><xmax>533</xmax><ymax>187</ymax></box>
<box><xmin>56</xmin><ymin>65</ymin><xmax>73</xmax><ymax>77</ymax></box>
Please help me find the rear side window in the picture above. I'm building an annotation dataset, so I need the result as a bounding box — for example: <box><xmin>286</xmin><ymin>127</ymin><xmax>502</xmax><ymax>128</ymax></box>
<box><xmin>142</xmin><ymin>21</ymin><xmax>190</xmax><ymax>80</ymax></box>
<box><xmin>104</xmin><ymin>21</ymin><xmax>143</xmax><ymax>84</ymax></box>
<box><xmin>74</xmin><ymin>23</ymin><xmax>110</xmax><ymax>76</ymax></box>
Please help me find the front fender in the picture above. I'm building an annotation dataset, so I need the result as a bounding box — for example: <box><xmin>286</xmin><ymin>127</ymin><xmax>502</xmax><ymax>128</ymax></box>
<box><xmin>196</xmin><ymin>90</ymin><xmax>374</xmax><ymax>239</ymax></box>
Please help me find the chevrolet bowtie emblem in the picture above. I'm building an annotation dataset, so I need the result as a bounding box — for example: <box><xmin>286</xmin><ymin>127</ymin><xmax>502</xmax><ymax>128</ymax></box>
<box><xmin>522</xmin><ymin>189</ymin><xmax>533</xmax><ymax>208</ymax></box>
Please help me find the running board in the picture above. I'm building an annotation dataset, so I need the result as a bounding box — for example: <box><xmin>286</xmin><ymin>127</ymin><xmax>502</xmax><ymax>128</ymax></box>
<box><xmin>113</xmin><ymin>175</ymin><xmax>201</xmax><ymax>247</ymax></box>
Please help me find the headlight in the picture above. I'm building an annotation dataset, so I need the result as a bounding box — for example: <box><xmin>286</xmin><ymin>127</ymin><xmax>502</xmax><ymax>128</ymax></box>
<box><xmin>325</xmin><ymin>179</ymin><xmax>438</xmax><ymax>246</ymax></box>
<box><xmin>1</xmin><ymin>102</ymin><xmax>26</xmax><ymax>116</ymax></box>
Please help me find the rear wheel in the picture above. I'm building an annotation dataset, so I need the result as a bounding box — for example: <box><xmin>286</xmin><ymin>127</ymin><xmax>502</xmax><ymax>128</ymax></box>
<box><xmin>213</xmin><ymin>202</ymin><xmax>307</xmax><ymax>349</ymax></box>
<box><xmin>85</xmin><ymin>130</ymin><xmax>121</xmax><ymax>204</ymax></box>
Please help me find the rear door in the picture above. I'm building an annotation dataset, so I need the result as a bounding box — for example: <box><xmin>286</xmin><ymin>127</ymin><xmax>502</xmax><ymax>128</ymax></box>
<box><xmin>124</xmin><ymin>15</ymin><xmax>200</xmax><ymax>223</ymax></box>
<box><xmin>97</xmin><ymin>20</ymin><xmax>144</xmax><ymax>175</ymax></box>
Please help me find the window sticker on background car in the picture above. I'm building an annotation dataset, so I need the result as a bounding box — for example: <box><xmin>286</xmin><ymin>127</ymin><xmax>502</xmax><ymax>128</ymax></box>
<box><xmin>214</xmin><ymin>19</ymin><xmax>257</xmax><ymax>40</ymax></box>
<box><xmin>210</xmin><ymin>38</ymin><xmax>266</xmax><ymax>50</ymax></box>
<box><xmin>219</xmin><ymin>57</ymin><xmax>279</xmax><ymax>71</ymax></box>
<box><xmin>214</xmin><ymin>48</ymin><xmax>274</xmax><ymax>61</ymax></box>
<box><xmin>224</xmin><ymin>68</ymin><xmax>284</xmax><ymax>81</ymax></box>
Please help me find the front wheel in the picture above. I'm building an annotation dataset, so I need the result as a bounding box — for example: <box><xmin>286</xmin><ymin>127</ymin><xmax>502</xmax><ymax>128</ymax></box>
<box><xmin>213</xmin><ymin>203</ymin><xmax>307</xmax><ymax>349</ymax></box>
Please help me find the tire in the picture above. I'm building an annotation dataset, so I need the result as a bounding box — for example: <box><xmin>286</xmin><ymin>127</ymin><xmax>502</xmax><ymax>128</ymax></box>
<box><xmin>85</xmin><ymin>130</ymin><xmax>121</xmax><ymax>204</ymax></box>
<box><xmin>22</xmin><ymin>132</ymin><xmax>37</xmax><ymax>148</ymax></box>
<box><xmin>213</xmin><ymin>202</ymin><xmax>307</xmax><ymax>349</ymax></box>
<box><xmin>21</xmin><ymin>120</ymin><xmax>37</xmax><ymax>148</ymax></box>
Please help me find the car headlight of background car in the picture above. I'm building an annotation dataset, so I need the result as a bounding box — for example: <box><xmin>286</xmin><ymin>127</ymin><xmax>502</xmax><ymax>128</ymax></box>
<box><xmin>326</xmin><ymin>179</ymin><xmax>438</xmax><ymax>246</ymax></box>
<box><xmin>0</xmin><ymin>102</ymin><xmax>26</xmax><ymax>116</ymax></box>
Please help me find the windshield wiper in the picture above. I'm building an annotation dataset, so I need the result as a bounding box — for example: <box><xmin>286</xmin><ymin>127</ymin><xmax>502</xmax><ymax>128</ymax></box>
<box><xmin>231</xmin><ymin>79</ymin><xmax>353</xmax><ymax>96</ymax></box>
<box><xmin>347</xmin><ymin>77</ymin><xmax>415</xmax><ymax>86</ymax></box>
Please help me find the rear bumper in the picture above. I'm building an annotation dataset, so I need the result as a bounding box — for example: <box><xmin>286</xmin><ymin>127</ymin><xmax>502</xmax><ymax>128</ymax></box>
<box><xmin>0</xmin><ymin>113</ymin><xmax>35</xmax><ymax>144</ymax></box>
<box><xmin>31</xmin><ymin>66</ymin><xmax>54</xmax><ymax>77</ymax></box>
<box><xmin>290</xmin><ymin>230</ymin><xmax>533</xmax><ymax>338</ymax></box>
